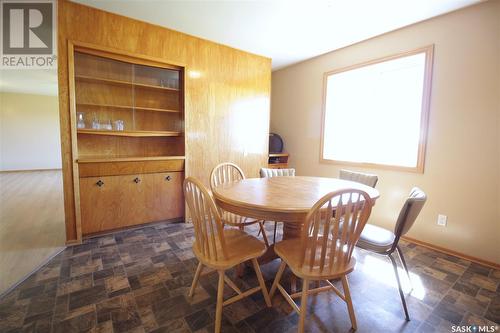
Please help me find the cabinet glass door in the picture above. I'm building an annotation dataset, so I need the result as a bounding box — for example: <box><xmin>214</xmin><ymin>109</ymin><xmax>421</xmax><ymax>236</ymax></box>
<box><xmin>74</xmin><ymin>52</ymin><xmax>134</xmax><ymax>132</ymax></box>
<box><xmin>132</xmin><ymin>64</ymin><xmax>182</xmax><ymax>133</ymax></box>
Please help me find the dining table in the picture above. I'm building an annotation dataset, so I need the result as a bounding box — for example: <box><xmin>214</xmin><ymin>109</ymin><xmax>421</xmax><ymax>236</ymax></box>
<box><xmin>212</xmin><ymin>176</ymin><xmax>380</xmax><ymax>263</ymax></box>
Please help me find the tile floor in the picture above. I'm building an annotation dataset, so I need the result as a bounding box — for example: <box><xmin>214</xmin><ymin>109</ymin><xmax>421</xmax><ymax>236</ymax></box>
<box><xmin>0</xmin><ymin>221</ymin><xmax>498</xmax><ymax>333</ymax></box>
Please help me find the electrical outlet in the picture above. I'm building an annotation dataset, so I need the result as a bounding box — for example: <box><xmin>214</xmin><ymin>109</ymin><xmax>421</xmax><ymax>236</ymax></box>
<box><xmin>437</xmin><ymin>214</ymin><xmax>447</xmax><ymax>227</ymax></box>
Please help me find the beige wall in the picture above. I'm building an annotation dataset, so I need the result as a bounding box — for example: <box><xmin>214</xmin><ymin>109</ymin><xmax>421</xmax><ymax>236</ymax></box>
<box><xmin>0</xmin><ymin>92</ymin><xmax>61</xmax><ymax>171</ymax></box>
<box><xmin>271</xmin><ymin>1</ymin><xmax>500</xmax><ymax>264</ymax></box>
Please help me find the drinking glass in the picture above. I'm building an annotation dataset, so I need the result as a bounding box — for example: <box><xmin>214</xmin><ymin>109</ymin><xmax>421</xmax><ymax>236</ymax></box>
<box><xmin>77</xmin><ymin>112</ymin><xmax>85</xmax><ymax>129</ymax></box>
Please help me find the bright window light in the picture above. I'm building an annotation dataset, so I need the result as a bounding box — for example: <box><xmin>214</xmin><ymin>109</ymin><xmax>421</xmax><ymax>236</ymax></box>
<box><xmin>360</xmin><ymin>254</ymin><xmax>426</xmax><ymax>301</ymax></box>
<box><xmin>321</xmin><ymin>47</ymin><xmax>433</xmax><ymax>172</ymax></box>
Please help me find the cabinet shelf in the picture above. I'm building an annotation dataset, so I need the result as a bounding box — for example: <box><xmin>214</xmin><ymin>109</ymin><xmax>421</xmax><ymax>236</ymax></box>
<box><xmin>268</xmin><ymin>153</ymin><xmax>289</xmax><ymax>169</ymax></box>
<box><xmin>77</xmin><ymin>155</ymin><xmax>185</xmax><ymax>163</ymax></box>
<box><xmin>75</xmin><ymin>75</ymin><xmax>180</xmax><ymax>92</ymax></box>
<box><xmin>77</xmin><ymin>129</ymin><xmax>183</xmax><ymax>137</ymax></box>
<box><xmin>77</xmin><ymin>102</ymin><xmax>180</xmax><ymax>113</ymax></box>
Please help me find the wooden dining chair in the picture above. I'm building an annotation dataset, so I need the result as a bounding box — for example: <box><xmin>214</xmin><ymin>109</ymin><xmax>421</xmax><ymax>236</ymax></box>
<box><xmin>259</xmin><ymin>167</ymin><xmax>296</xmax><ymax>178</ymax></box>
<box><xmin>356</xmin><ymin>187</ymin><xmax>427</xmax><ymax>321</ymax></box>
<box><xmin>270</xmin><ymin>189</ymin><xmax>373</xmax><ymax>333</ymax></box>
<box><xmin>258</xmin><ymin>167</ymin><xmax>296</xmax><ymax>243</ymax></box>
<box><xmin>184</xmin><ymin>177</ymin><xmax>271</xmax><ymax>333</ymax></box>
<box><xmin>210</xmin><ymin>162</ymin><xmax>269</xmax><ymax>247</ymax></box>
<box><xmin>339</xmin><ymin>169</ymin><xmax>379</xmax><ymax>188</ymax></box>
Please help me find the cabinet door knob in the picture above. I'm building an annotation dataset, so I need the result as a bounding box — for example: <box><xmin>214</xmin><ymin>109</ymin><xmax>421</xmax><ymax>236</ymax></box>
<box><xmin>96</xmin><ymin>180</ymin><xmax>104</xmax><ymax>187</ymax></box>
<box><xmin>134</xmin><ymin>177</ymin><xmax>141</xmax><ymax>183</ymax></box>
<box><xmin>165</xmin><ymin>175</ymin><xmax>171</xmax><ymax>181</ymax></box>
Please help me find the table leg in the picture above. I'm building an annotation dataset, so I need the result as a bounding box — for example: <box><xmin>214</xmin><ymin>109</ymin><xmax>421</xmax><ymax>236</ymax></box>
<box><xmin>283</xmin><ymin>221</ymin><xmax>303</xmax><ymax>293</ymax></box>
<box><xmin>291</xmin><ymin>275</ymin><xmax>298</xmax><ymax>293</ymax></box>
<box><xmin>256</xmin><ymin>245</ymin><xmax>279</xmax><ymax>267</ymax></box>
<box><xmin>282</xmin><ymin>221</ymin><xmax>303</xmax><ymax>240</ymax></box>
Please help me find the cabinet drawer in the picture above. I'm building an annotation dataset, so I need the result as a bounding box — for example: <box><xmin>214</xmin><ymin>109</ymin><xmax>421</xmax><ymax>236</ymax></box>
<box><xmin>78</xmin><ymin>159</ymin><xmax>185</xmax><ymax>177</ymax></box>
<box><xmin>80</xmin><ymin>172</ymin><xmax>184</xmax><ymax>235</ymax></box>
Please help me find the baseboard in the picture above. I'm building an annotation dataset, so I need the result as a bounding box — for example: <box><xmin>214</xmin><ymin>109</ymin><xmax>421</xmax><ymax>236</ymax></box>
<box><xmin>0</xmin><ymin>247</ymin><xmax>66</xmax><ymax>299</ymax></box>
<box><xmin>71</xmin><ymin>218</ymin><xmax>185</xmax><ymax>243</ymax></box>
<box><xmin>402</xmin><ymin>236</ymin><xmax>500</xmax><ymax>270</ymax></box>
<box><xmin>65</xmin><ymin>239</ymin><xmax>81</xmax><ymax>246</ymax></box>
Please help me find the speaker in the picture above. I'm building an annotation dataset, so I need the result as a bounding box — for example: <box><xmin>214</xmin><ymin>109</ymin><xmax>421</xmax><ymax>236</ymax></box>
<box><xmin>269</xmin><ymin>133</ymin><xmax>283</xmax><ymax>153</ymax></box>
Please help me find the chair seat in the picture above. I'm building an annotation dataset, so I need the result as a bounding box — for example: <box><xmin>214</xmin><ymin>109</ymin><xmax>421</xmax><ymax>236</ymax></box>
<box><xmin>275</xmin><ymin>238</ymin><xmax>356</xmax><ymax>280</ymax></box>
<box><xmin>357</xmin><ymin>224</ymin><xmax>395</xmax><ymax>254</ymax></box>
<box><xmin>193</xmin><ymin>229</ymin><xmax>266</xmax><ymax>269</ymax></box>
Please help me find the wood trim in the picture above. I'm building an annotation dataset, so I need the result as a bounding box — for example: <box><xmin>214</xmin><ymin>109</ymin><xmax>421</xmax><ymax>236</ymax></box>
<box><xmin>65</xmin><ymin>239</ymin><xmax>80</xmax><ymax>246</ymax></box>
<box><xmin>76</xmin><ymin>102</ymin><xmax>181</xmax><ymax>114</ymax></box>
<box><xmin>58</xmin><ymin>7</ymin><xmax>77</xmax><ymax>242</ymax></box>
<box><xmin>267</xmin><ymin>163</ymin><xmax>289</xmax><ymax>169</ymax></box>
<box><xmin>418</xmin><ymin>45</ymin><xmax>434</xmax><ymax>174</ymax></box>
<box><xmin>72</xmin><ymin>40</ymin><xmax>185</xmax><ymax>70</ymax></box>
<box><xmin>67</xmin><ymin>40</ymin><xmax>83</xmax><ymax>242</ymax></box>
<box><xmin>77</xmin><ymin>156</ymin><xmax>185</xmax><ymax>163</ymax></box>
<box><xmin>77</xmin><ymin>129</ymin><xmax>183</xmax><ymax>137</ymax></box>
<box><xmin>318</xmin><ymin>159</ymin><xmax>424</xmax><ymax>173</ymax></box>
<box><xmin>402</xmin><ymin>236</ymin><xmax>500</xmax><ymax>270</ymax></box>
<box><xmin>75</xmin><ymin>75</ymin><xmax>181</xmax><ymax>92</ymax></box>
<box><xmin>319</xmin><ymin>45</ymin><xmax>434</xmax><ymax>174</ymax></box>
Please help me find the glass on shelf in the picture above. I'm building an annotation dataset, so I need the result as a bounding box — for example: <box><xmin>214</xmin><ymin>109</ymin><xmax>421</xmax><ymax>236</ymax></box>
<box><xmin>91</xmin><ymin>112</ymin><xmax>100</xmax><ymax>130</ymax></box>
<box><xmin>77</xmin><ymin>112</ymin><xmax>86</xmax><ymax>129</ymax></box>
<box><xmin>114</xmin><ymin>120</ymin><xmax>124</xmax><ymax>131</ymax></box>
<box><xmin>102</xmin><ymin>119</ymin><xmax>112</xmax><ymax>130</ymax></box>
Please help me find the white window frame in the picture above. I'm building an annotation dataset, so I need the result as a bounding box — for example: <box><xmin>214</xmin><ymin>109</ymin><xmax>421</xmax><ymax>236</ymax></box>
<box><xmin>320</xmin><ymin>45</ymin><xmax>434</xmax><ymax>173</ymax></box>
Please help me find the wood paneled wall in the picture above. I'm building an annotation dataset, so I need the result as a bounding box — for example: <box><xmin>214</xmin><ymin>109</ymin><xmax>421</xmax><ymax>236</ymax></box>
<box><xmin>58</xmin><ymin>0</ymin><xmax>271</xmax><ymax>242</ymax></box>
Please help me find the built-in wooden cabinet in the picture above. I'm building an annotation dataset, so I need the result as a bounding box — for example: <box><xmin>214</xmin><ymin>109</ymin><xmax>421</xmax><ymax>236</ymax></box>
<box><xmin>79</xmin><ymin>171</ymin><xmax>184</xmax><ymax>234</ymax></box>
<box><xmin>69</xmin><ymin>43</ymin><xmax>185</xmax><ymax>236</ymax></box>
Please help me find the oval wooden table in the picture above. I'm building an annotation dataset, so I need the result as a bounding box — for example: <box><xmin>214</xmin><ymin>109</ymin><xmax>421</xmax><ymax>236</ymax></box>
<box><xmin>212</xmin><ymin>176</ymin><xmax>380</xmax><ymax>262</ymax></box>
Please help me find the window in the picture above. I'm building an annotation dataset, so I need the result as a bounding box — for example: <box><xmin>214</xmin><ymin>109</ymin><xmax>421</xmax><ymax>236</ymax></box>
<box><xmin>321</xmin><ymin>46</ymin><xmax>433</xmax><ymax>172</ymax></box>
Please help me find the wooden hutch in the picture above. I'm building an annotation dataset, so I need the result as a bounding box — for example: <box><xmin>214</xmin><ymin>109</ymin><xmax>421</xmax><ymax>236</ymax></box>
<box><xmin>68</xmin><ymin>42</ymin><xmax>185</xmax><ymax>236</ymax></box>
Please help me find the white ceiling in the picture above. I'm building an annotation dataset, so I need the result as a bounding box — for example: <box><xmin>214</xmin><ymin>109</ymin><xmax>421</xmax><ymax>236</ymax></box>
<box><xmin>0</xmin><ymin>0</ymin><xmax>481</xmax><ymax>96</ymax></box>
<box><xmin>73</xmin><ymin>0</ymin><xmax>481</xmax><ymax>70</ymax></box>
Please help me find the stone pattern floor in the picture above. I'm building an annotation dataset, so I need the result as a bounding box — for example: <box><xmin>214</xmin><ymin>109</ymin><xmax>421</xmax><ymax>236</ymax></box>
<box><xmin>0</xmin><ymin>221</ymin><xmax>498</xmax><ymax>333</ymax></box>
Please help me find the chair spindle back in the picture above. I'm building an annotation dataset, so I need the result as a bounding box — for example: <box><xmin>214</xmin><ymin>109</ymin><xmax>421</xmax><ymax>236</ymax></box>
<box><xmin>300</xmin><ymin>189</ymin><xmax>373</xmax><ymax>273</ymax></box>
<box><xmin>210</xmin><ymin>163</ymin><xmax>245</xmax><ymax>190</ymax></box>
<box><xmin>260</xmin><ymin>168</ymin><xmax>296</xmax><ymax>178</ymax></box>
<box><xmin>184</xmin><ymin>177</ymin><xmax>228</xmax><ymax>262</ymax></box>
